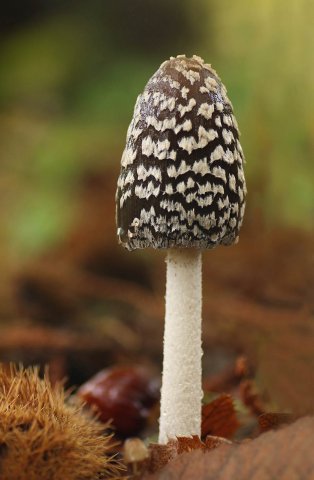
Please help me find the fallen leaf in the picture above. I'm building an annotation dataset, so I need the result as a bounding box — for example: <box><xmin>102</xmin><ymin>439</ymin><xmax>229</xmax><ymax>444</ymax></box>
<box><xmin>143</xmin><ymin>416</ymin><xmax>314</xmax><ymax>480</ymax></box>
<box><xmin>203</xmin><ymin>435</ymin><xmax>232</xmax><ymax>450</ymax></box>
<box><xmin>201</xmin><ymin>394</ymin><xmax>239</xmax><ymax>439</ymax></box>
<box><xmin>203</xmin><ymin>355</ymin><xmax>249</xmax><ymax>393</ymax></box>
<box><xmin>172</xmin><ymin>436</ymin><xmax>204</xmax><ymax>454</ymax></box>
<box><xmin>148</xmin><ymin>441</ymin><xmax>179</xmax><ymax>473</ymax></box>
<box><xmin>239</xmin><ymin>379</ymin><xmax>265</xmax><ymax>416</ymax></box>
<box><xmin>147</xmin><ymin>435</ymin><xmax>231</xmax><ymax>474</ymax></box>
<box><xmin>258</xmin><ymin>412</ymin><xmax>296</xmax><ymax>432</ymax></box>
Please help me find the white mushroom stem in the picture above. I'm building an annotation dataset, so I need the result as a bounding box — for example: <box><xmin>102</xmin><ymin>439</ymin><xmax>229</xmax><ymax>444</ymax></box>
<box><xmin>159</xmin><ymin>248</ymin><xmax>203</xmax><ymax>444</ymax></box>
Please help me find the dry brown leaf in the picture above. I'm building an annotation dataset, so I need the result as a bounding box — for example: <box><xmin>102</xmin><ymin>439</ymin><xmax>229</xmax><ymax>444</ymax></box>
<box><xmin>203</xmin><ymin>435</ymin><xmax>232</xmax><ymax>450</ymax></box>
<box><xmin>201</xmin><ymin>394</ymin><xmax>239</xmax><ymax>439</ymax></box>
<box><xmin>175</xmin><ymin>436</ymin><xmax>205</xmax><ymax>454</ymax></box>
<box><xmin>143</xmin><ymin>416</ymin><xmax>314</xmax><ymax>480</ymax></box>
<box><xmin>239</xmin><ymin>379</ymin><xmax>265</xmax><ymax>417</ymax></box>
<box><xmin>148</xmin><ymin>441</ymin><xmax>180</xmax><ymax>474</ymax></box>
<box><xmin>147</xmin><ymin>435</ymin><xmax>231</xmax><ymax>474</ymax></box>
<box><xmin>201</xmin><ymin>229</ymin><xmax>314</xmax><ymax>416</ymax></box>
<box><xmin>203</xmin><ymin>355</ymin><xmax>249</xmax><ymax>393</ymax></box>
<box><xmin>258</xmin><ymin>412</ymin><xmax>296</xmax><ymax>432</ymax></box>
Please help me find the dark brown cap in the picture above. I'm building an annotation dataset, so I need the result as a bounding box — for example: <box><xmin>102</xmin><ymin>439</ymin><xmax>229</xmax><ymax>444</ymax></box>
<box><xmin>116</xmin><ymin>55</ymin><xmax>246</xmax><ymax>251</ymax></box>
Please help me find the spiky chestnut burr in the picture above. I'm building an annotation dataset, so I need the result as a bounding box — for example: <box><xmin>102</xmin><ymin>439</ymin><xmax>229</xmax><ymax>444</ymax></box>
<box><xmin>0</xmin><ymin>364</ymin><xmax>124</xmax><ymax>480</ymax></box>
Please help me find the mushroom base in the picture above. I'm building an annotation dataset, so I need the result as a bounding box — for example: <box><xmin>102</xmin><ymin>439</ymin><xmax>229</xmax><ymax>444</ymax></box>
<box><xmin>159</xmin><ymin>248</ymin><xmax>203</xmax><ymax>444</ymax></box>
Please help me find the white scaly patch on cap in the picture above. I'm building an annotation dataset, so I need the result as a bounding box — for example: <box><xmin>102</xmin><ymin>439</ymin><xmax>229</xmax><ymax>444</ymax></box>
<box><xmin>177</xmin><ymin>98</ymin><xmax>197</xmax><ymax>118</ymax></box>
<box><xmin>174</xmin><ymin>119</ymin><xmax>192</xmax><ymax>134</ymax></box>
<box><xmin>178</xmin><ymin>127</ymin><xmax>218</xmax><ymax>154</ymax></box>
<box><xmin>137</xmin><ymin>165</ymin><xmax>162</xmax><ymax>182</ymax></box>
<box><xmin>197</xmin><ymin>103</ymin><xmax>215</xmax><ymax>120</ymax></box>
<box><xmin>222</xmin><ymin>129</ymin><xmax>235</xmax><ymax>145</ymax></box>
<box><xmin>121</xmin><ymin>147</ymin><xmax>137</xmax><ymax>167</ymax></box>
<box><xmin>141</xmin><ymin>137</ymin><xmax>171</xmax><ymax>160</ymax></box>
<box><xmin>134</xmin><ymin>182</ymin><xmax>160</xmax><ymax>199</ymax></box>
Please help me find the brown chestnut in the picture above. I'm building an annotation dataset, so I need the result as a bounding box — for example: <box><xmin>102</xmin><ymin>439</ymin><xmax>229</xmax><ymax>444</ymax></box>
<box><xmin>78</xmin><ymin>366</ymin><xmax>159</xmax><ymax>437</ymax></box>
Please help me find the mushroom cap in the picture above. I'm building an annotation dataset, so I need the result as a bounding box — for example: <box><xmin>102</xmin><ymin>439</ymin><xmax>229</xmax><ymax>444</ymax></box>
<box><xmin>116</xmin><ymin>55</ymin><xmax>246</xmax><ymax>251</ymax></box>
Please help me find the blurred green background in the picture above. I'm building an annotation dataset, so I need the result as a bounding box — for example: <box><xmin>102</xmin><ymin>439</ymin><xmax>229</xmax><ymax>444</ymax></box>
<box><xmin>0</xmin><ymin>0</ymin><xmax>313</xmax><ymax>416</ymax></box>
<box><xmin>1</xmin><ymin>0</ymin><xmax>313</xmax><ymax>262</ymax></box>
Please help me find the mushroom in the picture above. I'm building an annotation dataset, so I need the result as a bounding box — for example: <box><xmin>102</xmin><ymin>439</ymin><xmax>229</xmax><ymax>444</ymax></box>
<box><xmin>116</xmin><ymin>55</ymin><xmax>246</xmax><ymax>444</ymax></box>
<box><xmin>123</xmin><ymin>438</ymin><xmax>149</xmax><ymax>476</ymax></box>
